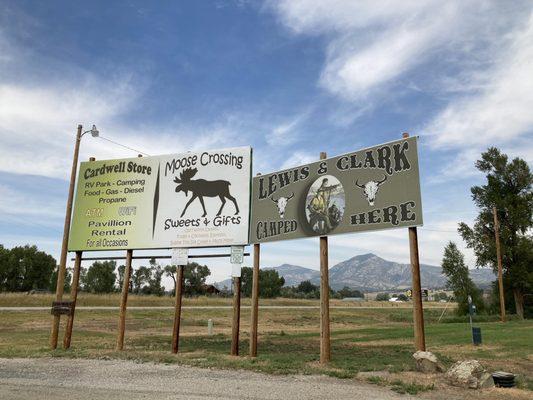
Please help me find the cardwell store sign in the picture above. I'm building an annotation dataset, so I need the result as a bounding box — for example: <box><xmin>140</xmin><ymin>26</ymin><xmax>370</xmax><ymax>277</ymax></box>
<box><xmin>249</xmin><ymin>136</ymin><xmax>423</xmax><ymax>243</ymax></box>
<box><xmin>68</xmin><ymin>147</ymin><xmax>252</xmax><ymax>251</ymax></box>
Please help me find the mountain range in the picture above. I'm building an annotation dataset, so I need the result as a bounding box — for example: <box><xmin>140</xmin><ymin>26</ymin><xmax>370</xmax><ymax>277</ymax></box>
<box><xmin>215</xmin><ymin>253</ymin><xmax>496</xmax><ymax>291</ymax></box>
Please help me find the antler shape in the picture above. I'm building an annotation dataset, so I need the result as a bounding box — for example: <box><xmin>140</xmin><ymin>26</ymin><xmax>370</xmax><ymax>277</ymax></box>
<box><xmin>355</xmin><ymin>179</ymin><xmax>365</xmax><ymax>188</ymax></box>
<box><xmin>376</xmin><ymin>174</ymin><xmax>387</xmax><ymax>185</ymax></box>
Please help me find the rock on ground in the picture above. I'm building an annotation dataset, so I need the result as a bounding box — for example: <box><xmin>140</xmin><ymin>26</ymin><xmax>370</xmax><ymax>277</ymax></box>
<box><xmin>412</xmin><ymin>351</ymin><xmax>443</xmax><ymax>373</ymax></box>
<box><xmin>445</xmin><ymin>360</ymin><xmax>494</xmax><ymax>389</ymax></box>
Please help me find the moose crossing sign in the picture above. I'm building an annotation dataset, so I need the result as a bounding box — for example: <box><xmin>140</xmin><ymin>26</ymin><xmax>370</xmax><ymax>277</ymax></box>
<box><xmin>68</xmin><ymin>147</ymin><xmax>252</xmax><ymax>251</ymax></box>
<box><xmin>249</xmin><ymin>136</ymin><xmax>423</xmax><ymax>243</ymax></box>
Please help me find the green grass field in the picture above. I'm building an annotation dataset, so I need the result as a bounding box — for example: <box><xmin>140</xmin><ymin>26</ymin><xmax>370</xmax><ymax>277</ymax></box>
<box><xmin>0</xmin><ymin>294</ymin><xmax>531</xmax><ymax>392</ymax></box>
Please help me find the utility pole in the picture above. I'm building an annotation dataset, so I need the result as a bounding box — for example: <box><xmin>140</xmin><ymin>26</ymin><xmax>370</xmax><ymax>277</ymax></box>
<box><xmin>493</xmin><ymin>206</ymin><xmax>506</xmax><ymax>322</ymax></box>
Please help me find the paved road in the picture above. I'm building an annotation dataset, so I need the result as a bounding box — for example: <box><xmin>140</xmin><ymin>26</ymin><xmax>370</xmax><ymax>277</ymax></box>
<box><xmin>0</xmin><ymin>358</ymin><xmax>411</xmax><ymax>400</ymax></box>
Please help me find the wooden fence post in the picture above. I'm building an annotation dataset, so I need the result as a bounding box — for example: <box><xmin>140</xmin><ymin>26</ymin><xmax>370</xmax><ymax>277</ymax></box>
<box><xmin>319</xmin><ymin>151</ymin><xmax>331</xmax><ymax>364</ymax></box>
<box><xmin>250</xmin><ymin>242</ymin><xmax>260</xmax><ymax>357</ymax></box>
<box><xmin>63</xmin><ymin>251</ymin><xmax>83</xmax><ymax>349</ymax></box>
<box><xmin>116</xmin><ymin>249</ymin><xmax>133</xmax><ymax>350</ymax></box>
<box><xmin>231</xmin><ymin>276</ymin><xmax>241</xmax><ymax>356</ymax></box>
<box><xmin>172</xmin><ymin>264</ymin><xmax>185</xmax><ymax>353</ymax></box>
<box><xmin>493</xmin><ymin>206</ymin><xmax>506</xmax><ymax>322</ymax></box>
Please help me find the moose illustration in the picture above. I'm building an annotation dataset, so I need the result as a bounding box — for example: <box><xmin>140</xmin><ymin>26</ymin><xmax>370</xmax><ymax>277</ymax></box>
<box><xmin>173</xmin><ymin>168</ymin><xmax>239</xmax><ymax>217</ymax></box>
<box><xmin>355</xmin><ymin>174</ymin><xmax>387</xmax><ymax>206</ymax></box>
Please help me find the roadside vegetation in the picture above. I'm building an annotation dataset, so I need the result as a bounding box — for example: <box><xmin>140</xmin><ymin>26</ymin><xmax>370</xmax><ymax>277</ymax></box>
<box><xmin>0</xmin><ymin>303</ymin><xmax>531</xmax><ymax>388</ymax></box>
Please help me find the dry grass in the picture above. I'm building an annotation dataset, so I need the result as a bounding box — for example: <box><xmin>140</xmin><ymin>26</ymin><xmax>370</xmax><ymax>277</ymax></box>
<box><xmin>0</xmin><ymin>295</ymin><xmax>531</xmax><ymax>397</ymax></box>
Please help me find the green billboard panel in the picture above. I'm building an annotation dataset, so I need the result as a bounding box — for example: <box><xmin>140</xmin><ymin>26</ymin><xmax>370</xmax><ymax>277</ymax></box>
<box><xmin>250</xmin><ymin>137</ymin><xmax>423</xmax><ymax>243</ymax></box>
<box><xmin>68</xmin><ymin>147</ymin><xmax>251</xmax><ymax>251</ymax></box>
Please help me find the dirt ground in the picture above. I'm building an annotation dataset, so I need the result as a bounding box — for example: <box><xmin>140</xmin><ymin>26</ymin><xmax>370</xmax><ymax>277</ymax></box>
<box><xmin>0</xmin><ymin>358</ymin><xmax>528</xmax><ymax>400</ymax></box>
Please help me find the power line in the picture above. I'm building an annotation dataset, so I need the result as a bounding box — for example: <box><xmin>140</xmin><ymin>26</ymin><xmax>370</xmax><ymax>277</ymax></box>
<box><xmin>98</xmin><ymin>136</ymin><xmax>151</xmax><ymax>156</ymax></box>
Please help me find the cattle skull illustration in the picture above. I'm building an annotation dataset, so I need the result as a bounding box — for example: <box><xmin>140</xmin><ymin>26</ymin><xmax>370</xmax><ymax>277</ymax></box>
<box><xmin>270</xmin><ymin>193</ymin><xmax>295</xmax><ymax>218</ymax></box>
<box><xmin>355</xmin><ymin>175</ymin><xmax>387</xmax><ymax>206</ymax></box>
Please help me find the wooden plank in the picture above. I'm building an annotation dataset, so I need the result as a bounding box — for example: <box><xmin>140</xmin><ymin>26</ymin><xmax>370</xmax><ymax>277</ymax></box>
<box><xmin>63</xmin><ymin>251</ymin><xmax>82</xmax><ymax>349</ymax></box>
<box><xmin>116</xmin><ymin>249</ymin><xmax>133</xmax><ymax>350</ymax></box>
<box><xmin>71</xmin><ymin>253</ymin><xmax>250</xmax><ymax>262</ymax></box>
<box><xmin>231</xmin><ymin>276</ymin><xmax>241</xmax><ymax>356</ymax></box>
<box><xmin>493</xmin><ymin>206</ymin><xmax>506</xmax><ymax>322</ymax></box>
<box><xmin>250</xmin><ymin>243</ymin><xmax>260</xmax><ymax>357</ymax></box>
<box><xmin>319</xmin><ymin>151</ymin><xmax>331</xmax><ymax>364</ymax></box>
<box><xmin>171</xmin><ymin>265</ymin><xmax>185</xmax><ymax>354</ymax></box>
<box><xmin>409</xmin><ymin>226</ymin><xmax>426</xmax><ymax>351</ymax></box>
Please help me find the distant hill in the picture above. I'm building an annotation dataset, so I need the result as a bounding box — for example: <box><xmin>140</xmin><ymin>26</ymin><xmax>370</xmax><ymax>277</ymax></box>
<box><xmin>214</xmin><ymin>253</ymin><xmax>496</xmax><ymax>291</ymax></box>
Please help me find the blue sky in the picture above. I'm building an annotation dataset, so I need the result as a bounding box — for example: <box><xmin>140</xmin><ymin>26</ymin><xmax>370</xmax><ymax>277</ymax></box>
<box><xmin>1</xmin><ymin>1</ymin><xmax>532</xmax><ymax>285</ymax></box>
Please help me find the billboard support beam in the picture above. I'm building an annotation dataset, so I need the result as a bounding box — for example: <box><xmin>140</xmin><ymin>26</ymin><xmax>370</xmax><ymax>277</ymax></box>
<box><xmin>63</xmin><ymin>251</ymin><xmax>83</xmax><ymax>349</ymax></box>
<box><xmin>319</xmin><ymin>151</ymin><xmax>331</xmax><ymax>364</ymax></box>
<box><xmin>116</xmin><ymin>249</ymin><xmax>133</xmax><ymax>350</ymax></box>
<box><xmin>403</xmin><ymin>132</ymin><xmax>426</xmax><ymax>351</ymax></box>
<box><xmin>50</xmin><ymin>124</ymin><xmax>83</xmax><ymax>350</ymax></box>
<box><xmin>171</xmin><ymin>264</ymin><xmax>185</xmax><ymax>353</ymax></box>
<box><xmin>231</xmin><ymin>276</ymin><xmax>241</xmax><ymax>356</ymax></box>
<box><xmin>250</xmin><ymin>242</ymin><xmax>260</xmax><ymax>357</ymax></box>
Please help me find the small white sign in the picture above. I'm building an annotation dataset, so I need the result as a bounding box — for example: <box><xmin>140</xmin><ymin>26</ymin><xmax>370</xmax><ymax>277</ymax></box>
<box><xmin>230</xmin><ymin>245</ymin><xmax>244</xmax><ymax>277</ymax></box>
<box><xmin>230</xmin><ymin>246</ymin><xmax>244</xmax><ymax>265</ymax></box>
<box><xmin>231</xmin><ymin>264</ymin><xmax>242</xmax><ymax>278</ymax></box>
<box><xmin>172</xmin><ymin>248</ymin><xmax>188</xmax><ymax>266</ymax></box>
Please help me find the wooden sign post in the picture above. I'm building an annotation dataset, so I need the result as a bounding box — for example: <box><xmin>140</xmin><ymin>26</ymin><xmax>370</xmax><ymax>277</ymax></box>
<box><xmin>63</xmin><ymin>155</ymin><xmax>94</xmax><ymax>349</ymax></box>
<box><xmin>250</xmin><ymin>173</ymin><xmax>261</xmax><ymax>358</ymax></box>
<box><xmin>50</xmin><ymin>124</ymin><xmax>83</xmax><ymax>349</ymax></box>
<box><xmin>116</xmin><ymin>249</ymin><xmax>133</xmax><ymax>350</ymax></box>
<box><xmin>63</xmin><ymin>250</ymin><xmax>82</xmax><ymax>349</ymax></box>
<box><xmin>231</xmin><ymin>276</ymin><xmax>241</xmax><ymax>356</ymax></box>
<box><xmin>250</xmin><ymin>242</ymin><xmax>260</xmax><ymax>357</ymax></box>
<box><xmin>402</xmin><ymin>133</ymin><xmax>426</xmax><ymax>351</ymax></box>
<box><xmin>492</xmin><ymin>206</ymin><xmax>506</xmax><ymax>322</ymax></box>
<box><xmin>172</xmin><ymin>264</ymin><xmax>185</xmax><ymax>353</ymax></box>
<box><xmin>319</xmin><ymin>151</ymin><xmax>331</xmax><ymax>364</ymax></box>
<box><xmin>409</xmin><ymin>226</ymin><xmax>426</xmax><ymax>351</ymax></box>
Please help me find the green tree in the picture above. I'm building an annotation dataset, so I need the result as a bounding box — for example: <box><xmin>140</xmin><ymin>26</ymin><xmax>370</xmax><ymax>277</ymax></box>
<box><xmin>297</xmin><ymin>280</ymin><xmax>319</xmax><ymax>294</ymax></box>
<box><xmin>0</xmin><ymin>245</ymin><xmax>56</xmax><ymax>292</ymax></box>
<box><xmin>116</xmin><ymin>264</ymin><xmax>125</xmax><ymax>291</ymax></box>
<box><xmin>337</xmin><ymin>286</ymin><xmax>364</xmax><ymax>299</ymax></box>
<box><xmin>83</xmin><ymin>261</ymin><xmax>117</xmax><ymax>293</ymax></box>
<box><xmin>441</xmin><ymin>242</ymin><xmax>484</xmax><ymax>315</ymax></box>
<box><xmin>164</xmin><ymin>265</ymin><xmax>177</xmax><ymax>294</ymax></box>
<box><xmin>240</xmin><ymin>268</ymin><xmax>285</xmax><ymax>298</ymax></box>
<box><xmin>132</xmin><ymin>266</ymin><xmax>151</xmax><ymax>294</ymax></box>
<box><xmin>48</xmin><ymin>266</ymin><xmax>72</xmax><ymax>293</ymax></box>
<box><xmin>183</xmin><ymin>262</ymin><xmax>210</xmax><ymax>296</ymax></box>
<box><xmin>397</xmin><ymin>294</ymin><xmax>409</xmax><ymax>302</ymax></box>
<box><xmin>258</xmin><ymin>269</ymin><xmax>285</xmax><ymax>298</ymax></box>
<box><xmin>143</xmin><ymin>258</ymin><xmax>164</xmax><ymax>296</ymax></box>
<box><xmin>458</xmin><ymin>148</ymin><xmax>532</xmax><ymax>318</ymax></box>
<box><xmin>240</xmin><ymin>266</ymin><xmax>253</xmax><ymax>297</ymax></box>
<box><xmin>375</xmin><ymin>293</ymin><xmax>390</xmax><ymax>301</ymax></box>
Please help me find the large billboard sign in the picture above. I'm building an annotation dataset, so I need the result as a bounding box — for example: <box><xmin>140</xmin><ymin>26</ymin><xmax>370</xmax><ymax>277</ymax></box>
<box><xmin>68</xmin><ymin>147</ymin><xmax>252</xmax><ymax>251</ymax></box>
<box><xmin>250</xmin><ymin>137</ymin><xmax>422</xmax><ymax>243</ymax></box>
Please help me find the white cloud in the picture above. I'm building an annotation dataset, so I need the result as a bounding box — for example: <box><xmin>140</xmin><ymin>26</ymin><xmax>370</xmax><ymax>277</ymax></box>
<box><xmin>427</xmin><ymin>13</ymin><xmax>533</xmax><ymax>150</ymax></box>
<box><xmin>266</xmin><ymin>110</ymin><xmax>309</xmax><ymax>146</ymax></box>
<box><xmin>279</xmin><ymin>150</ymin><xmax>316</xmax><ymax>170</ymax></box>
